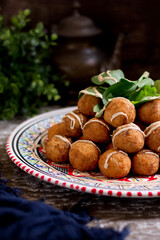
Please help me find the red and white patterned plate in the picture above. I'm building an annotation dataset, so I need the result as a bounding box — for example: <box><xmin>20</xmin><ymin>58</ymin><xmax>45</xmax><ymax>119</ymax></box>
<box><xmin>6</xmin><ymin>106</ymin><xmax>160</xmax><ymax>198</ymax></box>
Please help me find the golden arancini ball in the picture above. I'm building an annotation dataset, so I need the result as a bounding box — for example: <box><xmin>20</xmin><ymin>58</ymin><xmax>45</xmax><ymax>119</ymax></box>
<box><xmin>45</xmin><ymin>135</ymin><xmax>72</xmax><ymax>163</ymax></box>
<box><xmin>48</xmin><ymin>122</ymin><xmax>66</xmax><ymax>141</ymax></box>
<box><xmin>63</xmin><ymin>109</ymin><xmax>88</xmax><ymax>138</ymax></box>
<box><xmin>144</xmin><ymin>121</ymin><xmax>160</xmax><ymax>152</ymax></box>
<box><xmin>98</xmin><ymin>149</ymin><xmax>131</xmax><ymax>179</ymax></box>
<box><xmin>112</xmin><ymin>123</ymin><xmax>145</xmax><ymax>153</ymax></box>
<box><xmin>132</xmin><ymin>149</ymin><xmax>159</xmax><ymax>176</ymax></box>
<box><xmin>69</xmin><ymin>140</ymin><xmax>101</xmax><ymax>171</ymax></box>
<box><xmin>82</xmin><ymin>117</ymin><xmax>111</xmax><ymax>143</ymax></box>
<box><xmin>78</xmin><ymin>94</ymin><xmax>101</xmax><ymax>117</ymax></box>
<box><xmin>104</xmin><ymin>97</ymin><xmax>136</xmax><ymax>128</ymax></box>
<box><xmin>137</xmin><ymin>99</ymin><xmax>160</xmax><ymax>124</ymax></box>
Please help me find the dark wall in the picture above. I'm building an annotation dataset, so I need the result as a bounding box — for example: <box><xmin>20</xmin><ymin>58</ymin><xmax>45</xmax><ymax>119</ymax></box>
<box><xmin>1</xmin><ymin>0</ymin><xmax>160</xmax><ymax>80</ymax></box>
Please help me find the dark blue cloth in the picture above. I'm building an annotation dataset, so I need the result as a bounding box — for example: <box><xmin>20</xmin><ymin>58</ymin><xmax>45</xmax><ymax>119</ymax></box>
<box><xmin>0</xmin><ymin>178</ymin><xmax>129</xmax><ymax>240</ymax></box>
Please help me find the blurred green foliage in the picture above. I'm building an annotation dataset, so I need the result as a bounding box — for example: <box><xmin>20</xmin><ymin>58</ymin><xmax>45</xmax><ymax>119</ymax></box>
<box><xmin>0</xmin><ymin>9</ymin><xmax>69</xmax><ymax>120</ymax></box>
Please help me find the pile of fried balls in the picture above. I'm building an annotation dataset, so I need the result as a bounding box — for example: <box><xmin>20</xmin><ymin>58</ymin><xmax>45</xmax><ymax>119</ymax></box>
<box><xmin>45</xmin><ymin>94</ymin><xmax>160</xmax><ymax>179</ymax></box>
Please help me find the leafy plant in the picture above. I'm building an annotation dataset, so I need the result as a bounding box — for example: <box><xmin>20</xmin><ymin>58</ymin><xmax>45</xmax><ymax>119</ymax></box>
<box><xmin>79</xmin><ymin>69</ymin><xmax>160</xmax><ymax>117</ymax></box>
<box><xmin>0</xmin><ymin>9</ymin><xmax>69</xmax><ymax>120</ymax></box>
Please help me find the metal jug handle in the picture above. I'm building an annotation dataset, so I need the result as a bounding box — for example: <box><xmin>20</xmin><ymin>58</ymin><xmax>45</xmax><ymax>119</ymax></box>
<box><xmin>101</xmin><ymin>33</ymin><xmax>125</xmax><ymax>72</ymax></box>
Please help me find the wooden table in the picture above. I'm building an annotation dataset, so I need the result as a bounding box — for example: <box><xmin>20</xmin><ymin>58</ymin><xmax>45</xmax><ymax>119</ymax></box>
<box><xmin>1</xmin><ymin>106</ymin><xmax>160</xmax><ymax>240</ymax></box>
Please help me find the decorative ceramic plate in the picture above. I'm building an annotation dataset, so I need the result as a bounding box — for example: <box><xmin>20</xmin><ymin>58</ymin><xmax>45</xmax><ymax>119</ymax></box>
<box><xmin>6</xmin><ymin>106</ymin><xmax>160</xmax><ymax>198</ymax></box>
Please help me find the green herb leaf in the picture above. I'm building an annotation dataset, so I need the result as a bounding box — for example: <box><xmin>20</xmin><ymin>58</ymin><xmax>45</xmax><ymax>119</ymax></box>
<box><xmin>130</xmin><ymin>85</ymin><xmax>160</xmax><ymax>105</ymax></box>
<box><xmin>138</xmin><ymin>71</ymin><xmax>150</xmax><ymax>81</ymax></box>
<box><xmin>91</xmin><ymin>69</ymin><xmax>124</xmax><ymax>86</ymax></box>
<box><xmin>93</xmin><ymin>102</ymin><xmax>105</xmax><ymax>117</ymax></box>
<box><xmin>51</xmin><ymin>34</ymin><xmax>58</xmax><ymax>41</ymax></box>
<box><xmin>102</xmin><ymin>78</ymin><xmax>137</xmax><ymax>104</ymax></box>
<box><xmin>154</xmin><ymin>80</ymin><xmax>160</xmax><ymax>94</ymax></box>
<box><xmin>135</xmin><ymin>77</ymin><xmax>154</xmax><ymax>89</ymax></box>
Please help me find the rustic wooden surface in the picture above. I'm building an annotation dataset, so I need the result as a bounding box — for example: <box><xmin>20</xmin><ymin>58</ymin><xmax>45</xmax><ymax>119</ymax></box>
<box><xmin>1</xmin><ymin>106</ymin><xmax>160</xmax><ymax>239</ymax></box>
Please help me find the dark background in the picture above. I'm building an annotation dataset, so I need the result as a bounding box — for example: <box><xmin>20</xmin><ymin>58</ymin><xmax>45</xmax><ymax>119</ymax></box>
<box><xmin>1</xmin><ymin>0</ymin><xmax>160</xmax><ymax>80</ymax></box>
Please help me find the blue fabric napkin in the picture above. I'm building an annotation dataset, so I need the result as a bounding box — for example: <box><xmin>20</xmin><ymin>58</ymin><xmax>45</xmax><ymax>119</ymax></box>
<box><xmin>0</xmin><ymin>178</ymin><xmax>129</xmax><ymax>240</ymax></box>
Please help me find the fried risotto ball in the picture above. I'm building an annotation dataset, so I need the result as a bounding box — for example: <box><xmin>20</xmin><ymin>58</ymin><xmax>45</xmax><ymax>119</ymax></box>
<box><xmin>98</xmin><ymin>149</ymin><xmax>131</xmax><ymax>179</ymax></box>
<box><xmin>82</xmin><ymin>117</ymin><xmax>111</xmax><ymax>143</ymax></box>
<box><xmin>144</xmin><ymin>121</ymin><xmax>160</xmax><ymax>152</ymax></box>
<box><xmin>137</xmin><ymin>99</ymin><xmax>160</xmax><ymax>124</ymax></box>
<box><xmin>63</xmin><ymin>109</ymin><xmax>88</xmax><ymax>138</ymax></box>
<box><xmin>132</xmin><ymin>149</ymin><xmax>159</xmax><ymax>176</ymax></box>
<box><xmin>104</xmin><ymin>97</ymin><xmax>136</xmax><ymax>128</ymax></box>
<box><xmin>45</xmin><ymin>135</ymin><xmax>72</xmax><ymax>163</ymax></box>
<box><xmin>69</xmin><ymin>140</ymin><xmax>101</xmax><ymax>171</ymax></box>
<box><xmin>78</xmin><ymin>94</ymin><xmax>101</xmax><ymax>117</ymax></box>
<box><xmin>48</xmin><ymin>122</ymin><xmax>66</xmax><ymax>141</ymax></box>
<box><xmin>112</xmin><ymin>123</ymin><xmax>145</xmax><ymax>153</ymax></box>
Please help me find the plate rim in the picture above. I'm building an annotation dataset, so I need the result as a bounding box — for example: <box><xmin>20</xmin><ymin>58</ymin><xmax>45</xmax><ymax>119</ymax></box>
<box><xmin>6</xmin><ymin>106</ymin><xmax>160</xmax><ymax>198</ymax></box>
